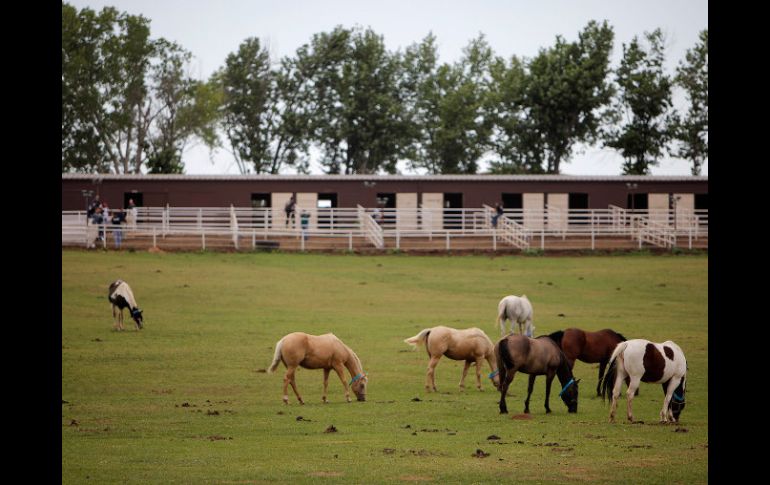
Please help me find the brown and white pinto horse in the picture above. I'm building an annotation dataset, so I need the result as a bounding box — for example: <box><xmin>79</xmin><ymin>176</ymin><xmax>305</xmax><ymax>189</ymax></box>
<box><xmin>547</xmin><ymin>328</ymin><xmax>627</xmax><ymax>396</ymax></box>
<box><xmin>496</xmin><ymin>334</ymin><xmax>580</xmax><ymax>414</ymax></box>
<box><xmin>404</xmin><ymin>326</ymin><xmax>500</xmax><ymax>392</ymax></box>
<box><xmin>601</xmin><ymin>339</ymin><xmax>687</xmax><ymax>423</ymax></box>
<box><xmin>267</xmin><ymin>332</ymin><xmax>367</xmax><ymax>405</ymax></box>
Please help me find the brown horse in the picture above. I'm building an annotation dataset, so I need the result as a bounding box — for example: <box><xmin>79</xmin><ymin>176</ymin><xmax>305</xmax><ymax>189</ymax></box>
<box><xmin>547</xmin><ymin>328</ymin><xmax>627</xmax><ymax>396</ymax></box>
<box><xmin>496</xmin><ymin>334</ymin><xmax>580</xmax><ymax>414</ymax></box>
<box><xmin>404</xmin><ymin>326</ymin><xmax>500</xmax><ymax>392</ymax></box>
<box><xmin>267</xmin><ymin>332</ymin><xmax>367</xmax><ymax>404</ymax></box>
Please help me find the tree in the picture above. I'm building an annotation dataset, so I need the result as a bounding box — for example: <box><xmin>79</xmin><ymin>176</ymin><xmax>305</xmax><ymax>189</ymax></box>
<box><xmin>486</xmin><ymin>54</ymin><xmax>544</xmax><ymax>173</ymax></box>
<box><xmin>403</xmin><ymin>34</ymin><xmax>494</xmax><ymax>174</ymax></box>
<box><xmin>604</xmin><ymin>29</ymin><xmax>674</xmax><ymax>175</ymax></box>
<box><xmin>671</xmin><ymin>29</ymin><xmax>708</xmax><ymax>175</ymax></box>
<box><xmin>521</xmin><ymin>20</ymin><xmax>615</xmax><ymax>174</ymax></box>
<box><xmin>299</xmin><ymin>26</ymin><xmax>411</xmax><ymax>174</ymax></box>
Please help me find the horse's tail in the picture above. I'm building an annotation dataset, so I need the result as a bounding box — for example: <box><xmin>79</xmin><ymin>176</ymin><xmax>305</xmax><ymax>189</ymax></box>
<box><xmin>496</xmin><ymin>338</ymin><xmax>514</xmax><ymax>385</ymax></box>
<box><xmin>404</xmin><ymin>328</ymin><xmax>432</xmax><ymax>349</ymax></box>
<box><xmin>548</xmin><ymin>330</ymin><xmax>565</xmax><ymax>346</ymax></box>
<box><xmin>267</xmin><ymin>337</ymin><xmax>285</xmax><ymax>373</ymax></box>
<box><xmin>601</xmin><ymin>341</ymin><xmax>628</xmax><ymax>402</ymax></box>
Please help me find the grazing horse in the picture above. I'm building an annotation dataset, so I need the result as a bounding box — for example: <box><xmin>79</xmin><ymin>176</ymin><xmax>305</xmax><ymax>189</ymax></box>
<box><xmin>601</xmin><ymin>339</ymin><xmax>687</xmax><ymax>423</ymax></box>
<box><xmin>496</xmin><ymin>334</ymin><xmax>580</xmax><ymax>414</ymax></box>
<box><xmin>108</xmin><ymin>279</ymin><xmax>143</xmax><ymax>330</ymax></box>
<box><xmin>404</xmin><ymin>326</ymin><xmax>500</xmax><ymax>392</ymax></box>
<box><xmin>548</xmin><ymin>328</ymin><xmax>627</xmax><ymax>396</ymax></box>
<box><xmin>497</xmin><ymin>295</ymin><xmax>534</xmax><ymax>336</ymax></box>
<box><xmin>267</xmin><ymin>332</ymin><xmax>367</xmax><ymax>405</ymax></box>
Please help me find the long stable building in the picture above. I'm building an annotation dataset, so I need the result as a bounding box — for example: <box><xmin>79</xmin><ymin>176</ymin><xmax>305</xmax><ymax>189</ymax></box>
<box><xmin>62</xmin><ymin>174</ymin><xmax>708</xmax><ymax>213</ymax></box>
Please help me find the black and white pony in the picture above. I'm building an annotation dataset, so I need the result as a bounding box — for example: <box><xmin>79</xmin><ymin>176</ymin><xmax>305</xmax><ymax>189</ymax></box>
<box><xmin>601</xmin><ymin>339</ymin><xmax>687</xmax><ymax>423</ymax></box>
<box><xmin>108</xmin><ymin>280</ymin><xmax>143</xmax><ymax>330</ymax></box>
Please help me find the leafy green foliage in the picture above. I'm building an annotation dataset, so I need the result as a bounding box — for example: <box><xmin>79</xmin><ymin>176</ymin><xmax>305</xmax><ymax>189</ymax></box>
<box><xmin>604</xmin><ymin>29</ymin><xmax>675</xmax><ymax>175</ymax></box>
<box><xmin>671</xmin><ymin>29</ymin><xmax>708</xmax><ymax>175</ymax></box>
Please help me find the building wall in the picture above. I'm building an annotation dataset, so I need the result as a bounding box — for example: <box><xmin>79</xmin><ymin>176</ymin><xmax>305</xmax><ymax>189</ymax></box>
<box><xmin>62</xmin><ymin>175</ymin><xmax>709</xmax><ymax>211</ymax></box>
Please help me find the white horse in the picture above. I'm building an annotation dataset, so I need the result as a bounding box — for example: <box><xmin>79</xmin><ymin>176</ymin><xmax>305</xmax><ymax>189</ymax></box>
<box><xmin>497</xmin><ymin>295</ymin><xmax>534</xmax><ymax>337</ymax></box>
<box><xmin>600</xmin><ymin>339</ymin><xmax>687</xmax><ymax>423</ymax></box>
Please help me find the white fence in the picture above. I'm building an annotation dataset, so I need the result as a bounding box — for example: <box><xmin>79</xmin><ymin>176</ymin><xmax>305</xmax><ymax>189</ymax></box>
<box><xmin>62</xmin><ymin>205</ymin><xmax>708</xmax><ymax>252</ymax></box>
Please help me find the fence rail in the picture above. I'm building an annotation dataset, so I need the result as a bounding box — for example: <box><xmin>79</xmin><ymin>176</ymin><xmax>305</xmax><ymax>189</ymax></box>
<box><xmin>62</xmin><ymin>205</ymin><xmax>707</xmax><ymax>252</ymax></box>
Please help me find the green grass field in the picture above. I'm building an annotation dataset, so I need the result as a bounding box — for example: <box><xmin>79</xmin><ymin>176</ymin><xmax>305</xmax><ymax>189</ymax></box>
<box><xmin>62</xmin><ymin>250</ymin><xmax>708</xmax><ymax>484</ymax></box>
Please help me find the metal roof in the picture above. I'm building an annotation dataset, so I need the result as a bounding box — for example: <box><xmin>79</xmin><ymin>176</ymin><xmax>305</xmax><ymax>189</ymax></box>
<box><xmin>62</xmin><ymin>174</ymin><xmax>708</xmax><ymax>182</ymax></box>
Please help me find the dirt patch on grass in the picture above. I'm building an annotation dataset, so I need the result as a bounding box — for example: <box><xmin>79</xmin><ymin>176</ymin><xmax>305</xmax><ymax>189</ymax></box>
<box><xmin>398</xmin><ymin>476</ymin><xmax>434</xmax><ymax>482</ymax></box>
<box><xmin>511</xmin><ymin>413</ymin><xmax>532</xmax><ymax>420</ymax></box>
<box><xmin>148</xmin><ymin>247</ymin><xmax>166</xmax><ymax>254</ymax></box>
<box><xmin>471</xmin><ymin>448</ymin><xmax>490</xmax><ymax>458</ymax></box>
<box><xmin>324</xmin><ymin>425</ymin><xmax>338</xmax><ymax>433</ymax></box>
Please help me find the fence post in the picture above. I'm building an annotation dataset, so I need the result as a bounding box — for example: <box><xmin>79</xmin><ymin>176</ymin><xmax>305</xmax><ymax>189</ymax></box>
<box><xmin>446</xmin><ymin>232</ymin><xmax>450</xmax><ymax>251</ymax></box>
<box><xmin>541</xmin><ymin>229</ymin><xmax>545</xmax><ymax>250</ymax></box>
<box><xmin>349</xmin><ymin>232</ymin><xmax>353</xmax><ymax>251</ymax></box>
<box><xmin>396</xmin><ymin>230</ymin><xmax>400</xmax><ymax>250</ymax></box>
<box><xmin>102</xmin><ymin>225</ymin><xmax>107</xmax><ymax>249</ymax></box>
<box><xmin>252</xmin><ymin>230</ymin><xmax>256</xmax><ymax>249</ymax></box>
<box><xmin>152</xmin><ymin>227</ymin><xmax>157</xmax><ymax>248</ymax></box>
<box><xmin>493</xmin><ymin>229</ymin><xmax>497</xmax><ymax>251</ymax></box>
<box><xmin>301</xmin><ymin>232</ymin><xmax>305</xmax><ymax>251</ymax></box>
<box><xmin>591</xmin><ymin>227</ymin><xmax>595</xmax><ymax>251</ymax></box>
<box><xmin>202</xmin><ymin>230</ymin><xmax>206</xmax><ymax>251</ymax></box>
<box><xmin>688</xmin><ymin>228</ymin><xmax>692</xmax><ymax>249</ymax></box>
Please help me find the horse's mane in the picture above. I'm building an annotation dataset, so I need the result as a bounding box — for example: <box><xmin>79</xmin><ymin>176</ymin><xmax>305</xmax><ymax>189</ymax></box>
<box><xmin>608</xmin><ymin>330</ymin><xmax>627</xmax><ymax>342</ymax></box>
<box><xmin>547</xmin><ymin>330</ymin><xmax>565</xmax><ymax>346</ymax></box>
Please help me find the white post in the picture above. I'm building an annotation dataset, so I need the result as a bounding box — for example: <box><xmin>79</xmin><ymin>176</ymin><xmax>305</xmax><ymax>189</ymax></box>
<box><xmin>493</xmin><ymin>229</ymin><xmax>497</xmax><ymax>251</ymax></box>
<box><xmin>102</xmin><ymin>225</ymin><xmax>107</xmax><ymax>249</ymax></box>
<box><xmin>252</xmin><ymin>230</ymin><xmax>256</xmax><ymax>249</ymax></box>
<box><xmin>152</xmin><ymin>227</ymin><xmax>157</xmax><ymax>248</ymax></box>
<box><xmin>301</xmin><ymin>233</ymin><xmax>305</xmax><ymax>251</ymax></box>
<box><xmin>688</xmin><ymin>228</ymin><xmax>692</xmax><ymax>249</ymax></box>
<box><xmin>446</xmin><ymin>232</ymin><xmax>450</xmax><ymax>251</ymax></box>
<box><xmin>202</xmin><ymin>230</ymin><xmax>206</xmax><ymax>251</ymax></box>
<box><xmin>591</xmin><ymin>227</ymin><xmax>595</xmax><ymax>251</ymax></box>
<box><xmin>349</xmin><ymin>232</ymin><xmax>353</xmax><ymax>251</ymax></box>
<box><xmin>396</xmin><ymin>230</ymin><xmax>400</xmax><ymax>249</ymax></box>
<box><xmin>541</xmin><ymin>229</ymin><xmax>545</xmax><ymax>250</ymax></box>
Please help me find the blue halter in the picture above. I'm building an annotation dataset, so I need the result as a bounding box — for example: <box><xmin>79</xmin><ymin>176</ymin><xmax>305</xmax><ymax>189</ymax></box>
<box><xmin>349</xmin><ymin>373</ymin><xmax>366</xmax><ymax>385</ymax></box>
<box><xmin>673</xmin><ymin>392</ymin><xmax>684</xmax><ymax>402</ymax></box>
<box><xmin>488</xmin><ymin>370</ymin><xmax>499</xmax><ymax>379</ymax></box>
<box><xmin>558</xmin><ymin>378</ymin><xmax>575</xmax><ymax>397</ymax></box>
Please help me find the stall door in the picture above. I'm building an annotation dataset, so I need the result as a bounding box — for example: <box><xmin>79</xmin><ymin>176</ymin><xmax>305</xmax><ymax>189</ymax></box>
<box><xmin>396</xmin><ymin>193</ymin><xmax>418</xmax><ymax>230</ymax></box>
<box><xmin>547</xmin><ymin>193</ymin><xmax>568</xmax><ymax>232</ymax></box>
<box><xmin>421</xmin><ymin>193</ymin><xmax>443</xmax><ymax>231</ymax></box>
<box><xmin>523</xmin><ymin>193</ymin><xmax>544</xmax><ymax>230</ymax></box>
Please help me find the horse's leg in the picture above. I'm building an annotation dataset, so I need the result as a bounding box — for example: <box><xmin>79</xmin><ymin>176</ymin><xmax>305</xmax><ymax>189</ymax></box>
<box><xmin>544</xmin><ymin>371</ymin><xmax>555</xmax><ymax>413</ymax></box>
<box><xmin>524</xmin><ymin>374</ymin><xmax>536</xmax><ymax>414</ymax></box>
<box><xmin>118</xmin><ymin>309</ymin><xmax>124</xmax><ymax>331</ymax></box>
<box><xmin>474</xmin><ymin>357</ymin><xmax>483</xmax><ymax>391</ymax></box>
<box><xmin>332</xmin><ymin>364</ymin><xmax>351</xmax><ymax>402</ymax></box>
<box><xmin>608</xmin><ymin>371</ymin><xmax>624</xmax><ymax>423</ymax></box>
<box><xmin>625</xmin><ymin>377</ymin><xmax>642</xmax><ymax>422</ymax></box>
<box><xmin>660</xmin><ymin>376</ymin><xmax>683</xmax><ymax>423</ymax></box>
<box><xmin>596</xmin><ymin>359</ymin><xmax>608</xmax><ymax>396</ymax></box>
<box><xmin>288</xmin><ymin>367</ymin><xmax>305</xmax><ymax>405</ymax></box>
<box><xmin>426</xmin><ymin>355</ymin><xmax>441</xmax><ymax>392</ymax></box>
<box><xmin>459</xmin><ymin>360</ymin><xmax>470</xmax><ymax>390</ymax></box>
<box><xmin>499</xmin><ymin>370</ymin><xmax>515</xmax><ymax>414</ymax></box>
<box><xmin>322</xmin><ymin>368</ymin><xmax>331</xmax><ymax>403</ymax></box>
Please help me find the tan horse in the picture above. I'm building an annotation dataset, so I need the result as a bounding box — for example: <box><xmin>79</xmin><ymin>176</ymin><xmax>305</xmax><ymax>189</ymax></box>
<box><xmin>267</xmin><ymin>332</ymin><xmax>367</xmax><ymax>404</ymax></box>
<box><xmin>404</xmin><ymin>326</ymin><xmax>501</xmax><ymax>392</ymax></box>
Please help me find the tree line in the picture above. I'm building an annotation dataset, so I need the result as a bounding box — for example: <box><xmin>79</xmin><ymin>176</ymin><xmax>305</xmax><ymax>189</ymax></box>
<box><xmin>62</xmin><ymin>3</ymin><xmax>707</xmax><ymax>176</ymax></box>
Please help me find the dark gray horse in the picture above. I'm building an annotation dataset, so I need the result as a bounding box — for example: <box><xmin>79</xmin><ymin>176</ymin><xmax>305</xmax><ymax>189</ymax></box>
<box><xmin>496</xmin><ymin>334</ymin><xmax>579</xmax><ymax>414</ymax></box>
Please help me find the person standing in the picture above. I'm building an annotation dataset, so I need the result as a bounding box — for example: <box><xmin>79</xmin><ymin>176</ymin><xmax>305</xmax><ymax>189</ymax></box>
<box><xmin>285</xmin><ymin>195</ymin><xmax>297</xmax><ymax>227</ymax></box>
<box><xmin>111</xmin><ymin>209</ymin><xmax>125</xmax><ymax>249</ymax></box>
<box><xmin>491</xmin><ymin>202</ymin><xmax>504</xmax><ymax>228</ymax></box>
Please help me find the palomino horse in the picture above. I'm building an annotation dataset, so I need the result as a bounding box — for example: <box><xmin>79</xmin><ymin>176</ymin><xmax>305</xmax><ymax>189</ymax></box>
<box><xmin>108</xmin><ymin>279</ymin><xmax>143</xmax><ymax>330</ymax></box>
<box><xmin>547</xmin><ymin>328</ymin><xmax>627</xmax><ymax>396</ymax></box>
<box><xmin>267</xmin><ymin>332</ymin><xmax>367</xmax><ymax>404</ymax></box>
<box><xmin>601</xmin><ymin>339</ymin><xmax>687</xmax><ymax>423</ymax></box>
<box><xmin>404</xmin><ymin>326</ymin><xmax>500</xmax><ymax>392</ymax></box>
<box><xmin>497</xmin><ymin>295</ymin><xmax>534</xmax><ymax>336</ymax></box>
<box><xmin>496</xmin><ymin>334</ymin><xmax>580</xmax><ymax>414</ymax></box>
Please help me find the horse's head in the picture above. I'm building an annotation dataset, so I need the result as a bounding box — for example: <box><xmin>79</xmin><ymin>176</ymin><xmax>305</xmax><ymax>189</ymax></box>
<box><xmin>131</xmin><ymin>308</ymin><xmax>144</xmax><ymax>329</ymax></box>
<box><xmin>350</xmin><ymin>373</ymin><xmax>367</xmax><ymax>402</ymax></box>
<box><xmin>559</xmin><ymin>378</ymin><xmax>580</xmax><ymax>413</ymax></box>
<box><xmin>488</xmin><ymin>369</ymin><xmax>501</xmax><ymax>391</ymax></box>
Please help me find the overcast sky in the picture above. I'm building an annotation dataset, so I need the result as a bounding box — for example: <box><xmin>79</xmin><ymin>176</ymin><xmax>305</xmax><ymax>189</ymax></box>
<box><xmin>67</xmin><ymin>0</ymin><xmax>708</xmax><ymax>176</ymax></box>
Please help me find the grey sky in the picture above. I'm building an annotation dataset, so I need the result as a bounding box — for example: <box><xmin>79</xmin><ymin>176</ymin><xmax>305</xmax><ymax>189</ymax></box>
<box><xmin>67</xmin><ymin>0</ymin><xmax>708</xmax><ymax>176</ymax></box>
